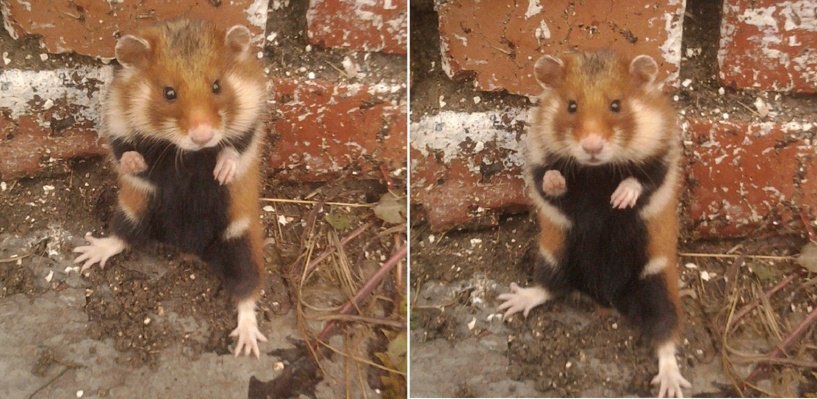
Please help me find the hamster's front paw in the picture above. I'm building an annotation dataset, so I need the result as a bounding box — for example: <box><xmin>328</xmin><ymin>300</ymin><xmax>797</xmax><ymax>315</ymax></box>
<box><xmin>542</xmin><ymin>170</ymin><xmax>567</xmax><ymax>197</ymax></box>
<box><xmin>611</xmin><ymin>177</ymin><xmax>643</xmax><ymax>209</ymax></box>
<box><xmin>119</xmin><ymin>151</ymin><xmax>147</xmax><ymax>174</ymax></box>
<box><xmin>214</xmin><ymin>147</ymin><xmax>240</xmax><ymax>185</ymax></box>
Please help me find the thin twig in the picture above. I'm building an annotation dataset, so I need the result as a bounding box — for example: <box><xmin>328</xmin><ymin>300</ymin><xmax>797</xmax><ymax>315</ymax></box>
<box><xmin>316</xmin><ymin>339</ymin><xmax>405</xmax><ymax>375</ymax></box>
<box><xmin>0</xmin><ymin>253</ymin><xmax>31</xmax><ymax>263</ymax></box>
<box><xmin>317</xmin><ymin>244</ymin><xmax>407</xmax><ymax>342</ymax></box>
<box><xmin>261</xmin><ymin>197</ymin><xmax>376</xmax><ymax>208</ymax></box>
<box><xmin>730</xmin><ymin>274</ymin><xmax>797</xmax><ymax>330</ymax></box>
<box><xmin>28</xmin><ymin>364</ymin><xmax>81</xmax><ymax>399</ymax></box>
<box><xmin>680</xmin><ymin>252</ymin><xmax>797</xmax><ymax>261</ymax></box>
<box><xmin>743</xmin><ymin>306</ymin><xmax>817</xmax><ymax>385</ymax></box>
<box><xmin>800</xmin><ymin>208</ymin><xmax>817</xmax><ymax>243</ymax></box>
<box><xmin>308</xmin><ymin>314</ymin><xmax>404</xmax><ymax>328</ymax></box>
<box><xmin>304</xmin><ymin>221</ymin><xmax>374</xmax><ymax>276</ymax></box>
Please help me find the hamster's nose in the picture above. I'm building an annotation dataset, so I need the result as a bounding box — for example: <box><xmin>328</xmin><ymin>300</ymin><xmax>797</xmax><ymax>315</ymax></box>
<box><xmin>189</xmin><ymin>124</ymin><xmax>214</xmax><ymax>145</ymax></box>
<box><xmin>581</xmin><ymin>135</ymin><xmax>604</xmax><ymax>156</ymax></box>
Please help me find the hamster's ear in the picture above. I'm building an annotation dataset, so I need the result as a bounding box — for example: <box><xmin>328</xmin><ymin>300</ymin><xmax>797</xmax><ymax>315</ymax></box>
<box><xmin>225</xmin><ymin>25</ymin><xmax>252</xmax><ymax>55</ymax></box>
<box><xmin>630</xmin><ymin>55</ymin><xmax>659</xmax><ymax>88</ymax></box>
<box><xmin>534</xmin><ymin>55</ymin><xmax>564</xmax><ymax>89</ymax></box>
<box><xmin>115</xmin><ymin>35</ymin><xmax>151</xmax><ymax>69</ymax></box>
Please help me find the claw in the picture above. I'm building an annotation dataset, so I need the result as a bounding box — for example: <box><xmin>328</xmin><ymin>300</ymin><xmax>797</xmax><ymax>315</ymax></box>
<box><xmin>213</xmin><ymin>147</ymin><xmax>240</xmax><ymax>185</ymax></box>
<box><xmin>72</xmin><ymin>234</ymin><xmax>126</xmax><ymax>275</ymax></box>
<box><xmin>497</xmin><ymin>283</ymin><xmax>550</xmax><ymax>320</ymax></box>
<box><xmin>610</xmin><ymin>177</ymin><xmax>642</xmax><ymax>209</ymax></box>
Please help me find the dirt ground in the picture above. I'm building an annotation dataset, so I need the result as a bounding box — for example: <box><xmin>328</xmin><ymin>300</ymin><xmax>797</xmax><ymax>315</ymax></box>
<box><xmin>409</xmin><ymin>215</ymin><xmax>817</xmax><ymax>398</ymax></box>
<box><xmin>0</xmin><ymin>155</ymin><xmax>407</xmax><ymax>399</ymax></box>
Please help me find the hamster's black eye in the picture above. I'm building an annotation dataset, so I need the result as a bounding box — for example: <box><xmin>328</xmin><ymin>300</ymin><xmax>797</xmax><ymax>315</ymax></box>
<box><xmin>163</xmin><ymin>87</ymin><xmax>177</xmax><ymax>101</ymax></box>
<box><xmin>610</xmin><ymin>99</ymin><xmax>621</xmax><ymax>113</ymax></box>
<box><xmin>567</xmin><ymin>100</ymin><xmax>578</xmax><ymax>113</ymax></box>
<box><xmin>212</xmin><ymin>80</ymin><xmax>221</xmax><ymax>94</ymax></box>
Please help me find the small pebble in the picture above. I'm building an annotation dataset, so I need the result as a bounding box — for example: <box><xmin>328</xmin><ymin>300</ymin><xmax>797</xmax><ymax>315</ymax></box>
<box><xmin>40</xmin><ymin>53</ymin><xmax>48</xmax><ymax>61</ymax></box>
<box><xmin>262</xmin><ymin>205</ymin><xmax>274</xmax><ymax>212</ymax></box>
<box><xmin>681</xmin><ymin>78</ymin><xmax>692</xmax><ymax>88</ymax></box>
<box><xmin>144</xmin><ymin>317</ymin><xmax>151</xmax><ymax>325</ymax></box>
<box><xmin>45</xmin><ymin>270</ymin><xmax>54</xmax><ymax>283</ymax></box>
<box><xmin>76</xmin><ymin>390</ymin><xmax>84</xmax><ymax>398</ymax></box>
<box><xmin>467</xmin><ymin>317</ymin><xmax>476</xmax><ymax>330</ymax></box>
<box><xmin>473</xmin><ymin>96</ymin><xmax>481</xmax><ymax>104</ymax></box>
<box><xmin>718</xmin><ymin>87</ymin><xmax>725</xmax><ymax>95</ymax></box>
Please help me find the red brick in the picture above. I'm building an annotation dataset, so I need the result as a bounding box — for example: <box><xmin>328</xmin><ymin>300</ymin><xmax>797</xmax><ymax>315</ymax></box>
<box><xmin>800</xmin><ymin>153</ymin><xmax>817</xmax><ymax>218</ymax></box>
<box><xmin>411</xmin><ymin>151</ymin><xmax>527</xmax><ymax>231</ymax></box>
<box><xmin>437</xmin><ymin>0</ymin><xmax>684</xmax><ymax>97</ymax></box>
<box><xmin>0</xmin><ymin>115</ymin><xmax>105</xmax><ymax>180</ymax></box>
<box><xmin>268</xmin><ymin>77</ymin><xmax>406</xmax><ymax>180</ymax></box>
<box><xmin>719</xmin><ymin>0</ymin><xmax>817</xmax><ymax>93</ymax></box>
<box><xmin>1</xmin><ymin>0</ymin><xmax>268</xmax><ymax>58</ymax></box>
<box><xmin>685</xmin><ymin>118</ymin><xmax>811</xmax><ymax>237</ymax></box>
<box><xmin>306</xmin><ymin>0</ymin><xmax>407</xmax><ymax>55</ymax></box>
<box><xmin>410</xmin><ymin>110</ymin><xmax>529</xmax><ymax>231</ymax></box>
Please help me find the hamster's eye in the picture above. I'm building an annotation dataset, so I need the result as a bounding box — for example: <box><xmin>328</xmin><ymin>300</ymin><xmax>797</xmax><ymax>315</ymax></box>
<box><xmin>567</xmin><ymin>100</ymin><xmax>578</xmax><ymax>113</ymax></box>
<box><xmin>610</xmin><ymin>100</ymin><xmax>621</xmax><ymax>113</ymax></box>
<box><xmin>163</xmin><ymin>87</ymin><xmax>177</xmax><ymax>101</ymax></box>
<box><xmin>212</xmin><ymin>80</ymin><xmax>221</xmax><ymax>94</ymax></box>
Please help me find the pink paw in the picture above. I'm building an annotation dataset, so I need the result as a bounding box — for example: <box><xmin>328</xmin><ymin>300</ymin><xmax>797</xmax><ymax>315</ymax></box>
<box><xmin>119</xmin><ymin>151</ymin><xmax>147</xmax><ymax>174</ymax></box>
<box><xmin>214</xmin><ymin>147</ymin><xmax>240</xmax><ymax>185</ymax></box>
<box><xmin>542</xmin><ymin>170</ymin><xmax>567</xmax><ymax>197</ymax></box>
<box><xmin>610</xmin><ymin>177</ymin><xmax>643</xmax><ymax>209</ymax></box>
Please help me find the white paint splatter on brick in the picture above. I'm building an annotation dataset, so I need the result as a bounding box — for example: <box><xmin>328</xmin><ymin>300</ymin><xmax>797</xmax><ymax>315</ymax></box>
<box><xmin>0</xmin><ymin>66</ymin><xmax>113</xmax><ymax>127</ymax></box>
<box><xmin>525</xmin><ymin>0</ymin><xmax>543</xmax><ymax>19</ymax></box>
<box><xmin>410</xmin><ymin>109</ymin><xmax>528</xmax><ymax>173</ymax></box>
<box><xmin>245</xmin><ymin>0</ymin><xmax>270</xmax><ymax>46</ymax></box>
<box><xmin>659</xmin><ymin>0</ymin><xmax>686</xmax><ymax>88</ymax></box>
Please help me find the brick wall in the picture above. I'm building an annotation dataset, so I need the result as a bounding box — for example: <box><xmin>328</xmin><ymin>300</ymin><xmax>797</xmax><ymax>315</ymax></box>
<box><xmin>0</xmin><ymin>0</ymin><xmax>407</xmax><ymax>181</ymax></box>
<box><xmin>410</xmin><ymin>0</ymin><xmax>817</xmax><ymax>238</ymax></box>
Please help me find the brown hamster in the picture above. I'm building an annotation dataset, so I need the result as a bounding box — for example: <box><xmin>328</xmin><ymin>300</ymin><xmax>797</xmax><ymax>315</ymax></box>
<box><xmin>498</xmin><ymin>51</ymin><xmax>688</xmax><ymax>397</ymax></box>
<box><xmin>73</xmin><ymin>19</ymin><xmax>269</xmax><ymax>357</ymax></box>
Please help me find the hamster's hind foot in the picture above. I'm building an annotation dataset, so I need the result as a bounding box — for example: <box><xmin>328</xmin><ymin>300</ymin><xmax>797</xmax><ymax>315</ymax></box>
<box><xmin>497</xmin><ymin>283</ymin><xmax>551</xmax><ymax>319</ymax></box>
<box><xmin>231</xmin><ymin>299</ymin><xmax>268</xmax><ymax>358</ymax></box>
<box><xmin>72</xmin><ymin>233</ymin><xmax>127</xmax><ymax>273</ymax></box>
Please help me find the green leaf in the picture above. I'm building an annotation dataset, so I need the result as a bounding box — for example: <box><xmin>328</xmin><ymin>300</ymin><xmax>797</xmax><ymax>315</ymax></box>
<box><xmin>324</xmin><ymin>211</ymin><xmax>352</xmax><ymax>230</ymax></box>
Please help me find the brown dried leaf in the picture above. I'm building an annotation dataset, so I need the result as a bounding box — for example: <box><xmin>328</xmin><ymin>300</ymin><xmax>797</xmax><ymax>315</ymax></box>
<box><xmin>796</xmin><ymin>242</ymin><xmax>817</xmax><ymax>273</ymax></box>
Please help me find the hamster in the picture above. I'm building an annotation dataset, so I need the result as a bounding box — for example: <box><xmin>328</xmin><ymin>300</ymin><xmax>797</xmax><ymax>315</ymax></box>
<box><xmin>497</xmin><ymin>51</ymin><xmax>688</xmax><ymax>397</ymax></box>
<box><xmin>73</xmin><ymin>19</ymin><xmax>269</xmax><ymax>357</ymax></box>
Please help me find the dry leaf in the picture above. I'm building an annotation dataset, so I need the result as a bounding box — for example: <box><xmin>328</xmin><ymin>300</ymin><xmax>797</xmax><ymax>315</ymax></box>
<box><xmin>796</xmin><ymin>242</ymin><xmax>817</xmax><ymax>273</ymax></box>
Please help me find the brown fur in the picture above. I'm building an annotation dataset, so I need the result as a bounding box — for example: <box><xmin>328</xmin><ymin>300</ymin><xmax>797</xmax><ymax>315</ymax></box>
<box><xmin>227</xmin><ymin>149</ymin><xmax>265</xmax><ymax>300</ymax></box>
<box><xmin>117</xmin><ymin>176</ymin><xmax>150</xmax><ymax>219</ymax></box>
<box><xmin>646</xmin><ymin>191</ymin><xmax>683</xmax><ymax>340</ymax></box>
<box><xmin>536</xmin><ymin>211</ymin><xmax>566</xmax><ymax>261</ymax></box>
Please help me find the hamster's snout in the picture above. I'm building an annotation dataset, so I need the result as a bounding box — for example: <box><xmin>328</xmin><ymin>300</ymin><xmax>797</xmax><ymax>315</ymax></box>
<box><xmin>580</xmin><ymin>134</ymin><xmax>605</xmax><ymax>156</ymax></box>
<box><xmin>189</xmin><ymin>124</ymin><xmax>214</xmax><ymax>145</ymax></box>
<box><xmin>187</xmin><ymin>108</ymin><xmax>217</xmax><ymax>146</ymax></box>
